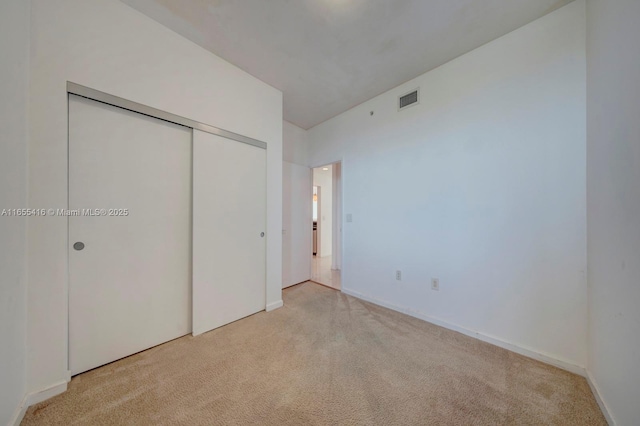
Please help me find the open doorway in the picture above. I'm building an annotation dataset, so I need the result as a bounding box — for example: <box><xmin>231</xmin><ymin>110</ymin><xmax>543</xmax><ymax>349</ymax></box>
<box><xmin>311</xmin><ymin>162</ymin><xmax>341</xmax><ymax>290</ymax></box>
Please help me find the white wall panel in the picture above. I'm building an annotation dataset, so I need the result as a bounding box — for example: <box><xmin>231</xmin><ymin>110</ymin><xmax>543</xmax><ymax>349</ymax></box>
<box><xmin>308</xmin><ymin>1</ymin><xmax>587</xmax><ymax>367</ymax></box>
<box><xmin>0</xmin><ymin>0</ymin><xmax>29</xmax><ymax>423</ymax></box>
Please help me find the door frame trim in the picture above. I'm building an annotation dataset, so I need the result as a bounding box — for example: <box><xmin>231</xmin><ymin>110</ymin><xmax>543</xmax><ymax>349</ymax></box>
<box><xmin>67</xmin><ymin>82</ymin><xmax>267</xmax><ymax>150</ymax></box>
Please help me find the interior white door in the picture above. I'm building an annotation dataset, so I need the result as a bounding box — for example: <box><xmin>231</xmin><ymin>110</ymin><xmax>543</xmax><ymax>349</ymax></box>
<box><xmin>69</xmin><ymin>94</ymin><xmax>192</xmax><ymax>375</ymax></box>
<box><xmin>282</xmin><ymin>161</ymin><xmax>312</xmax><ymax>288</ymax></box>
<box><xmin>192</xmin><ymin>130</ymin><xmax>266</xmax><ymax>336</ymax></box>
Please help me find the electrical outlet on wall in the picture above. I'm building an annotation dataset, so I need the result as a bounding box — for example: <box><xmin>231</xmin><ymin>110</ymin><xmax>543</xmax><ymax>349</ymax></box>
<box><xmin>396</xmin><ymin>270</ymin><xmax>402</xmax><ymax>281</ymax></box>
<box><xmin>431</xmin><ymin>278</ymin><xmax>440</xmax><ymax>291</ymax></box>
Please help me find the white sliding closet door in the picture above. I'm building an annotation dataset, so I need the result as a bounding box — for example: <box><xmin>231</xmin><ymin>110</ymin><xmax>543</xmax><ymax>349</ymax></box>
<box><xmin>192</xmin><ymin>130</ymin><xmax>266</xmax><ymax>336</ymax></box>
<box><xmin>69</xmin><ymin>95</ymin><xmax>192</xmax><ymax>375</ymax></box>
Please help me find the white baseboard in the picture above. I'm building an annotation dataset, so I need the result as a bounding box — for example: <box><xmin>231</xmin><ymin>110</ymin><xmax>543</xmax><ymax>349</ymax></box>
<box><xmin>9</xmin><ymin>379</ymin><xmax>69</xmax><ymax>426</ymax></box>
<box><xmin>586</xmin><ymin>371</ymin><xmax>615</xmax><ymax>425</ymax></box>
<box><xmin>341</xmin><ymin>288</ymin><xmax>586</xmax><ymax>377</ymax></box>
<box><xmin>266</xmin><ymin>300</ymin><xmax>283</xmax><ymax>312</ymax></box>
<box><xmin>26</xmin><ymin>380</ymin><xmax>68</xmax><ymax>406</ymax></box>
<box><xmin>8</xmin><ymin>394</ymin><xmax>28</xmax><ymax>426</ymax></box>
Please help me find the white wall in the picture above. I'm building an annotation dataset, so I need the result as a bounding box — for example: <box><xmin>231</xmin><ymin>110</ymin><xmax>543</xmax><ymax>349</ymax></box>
<box><xmin>283</xmin><ymin>122</ymin><xmax>312</xmax><ymax>287</ymax></box>
<box><xmin>283</xmin><ymin>120</ymin><xmax>309</xmax><ymax>167</ymax></box>
<box><xmin>27</xmin><ymin>0</ymin><xmax>282</xmax><ymax>396</ymax></box>
<box><xmin>586</xmin><ymin>0</ymin><xmax>640</xmax><ymax>424</ymax></box>
<box><xmin>0</xmin><ymin>0</ymin><xmax>29</xmax><ymax>423</ymax></box>
<box><xmin>308</xmin><ymin>1</ymin><xmax>587</xmax><ymax>367</ymax></box>
<box><xmin>313</xmin><ymin>166</ymin><xmax>333</xmax><ymax>258</ymax></box>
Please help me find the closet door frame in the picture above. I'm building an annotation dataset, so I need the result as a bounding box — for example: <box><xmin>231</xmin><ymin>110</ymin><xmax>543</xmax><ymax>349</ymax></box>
<box><xmin>67</xmin><ymin>83</ymin><xmax>267</xmax><ymax>150</ymax></box>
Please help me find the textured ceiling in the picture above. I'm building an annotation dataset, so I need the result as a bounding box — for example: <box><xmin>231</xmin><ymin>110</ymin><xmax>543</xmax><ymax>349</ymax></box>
<box><xmin>121</xmin><ymin>0</ymin><xmax>574</xmax><ymax>129</ymax></box>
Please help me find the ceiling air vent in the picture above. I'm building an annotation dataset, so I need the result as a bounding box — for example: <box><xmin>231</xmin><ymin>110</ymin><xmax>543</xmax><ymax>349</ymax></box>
<box><xmin>399</xmin><ymin>88</ymin><xmax>419</xmax><ymax>111</ymax></box>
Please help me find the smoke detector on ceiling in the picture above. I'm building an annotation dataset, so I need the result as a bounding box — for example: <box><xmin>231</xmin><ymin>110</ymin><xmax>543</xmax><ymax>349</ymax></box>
<box><xmin>398</xmin><ymin>88</ymin><xmax>420</xmax><ymax>111</ymax></box>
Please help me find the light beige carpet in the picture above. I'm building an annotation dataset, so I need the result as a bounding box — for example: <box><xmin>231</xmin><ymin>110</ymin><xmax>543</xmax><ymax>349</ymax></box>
<box><xmin>22</xmin><ymin>282</ymin><xmax>606</xmax><ymax>425</ymax></box>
